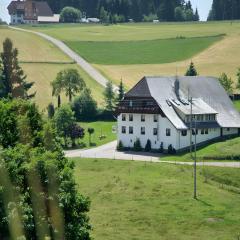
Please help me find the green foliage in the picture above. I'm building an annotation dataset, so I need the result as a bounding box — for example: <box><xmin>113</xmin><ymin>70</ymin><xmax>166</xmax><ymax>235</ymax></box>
<box><xmin>104</xmin><ymin>81</ymin><xmax>115</xmax><ymax>112</ymax></box>
<box><xmin>52</xmin><ymin>68</ymin><xmax>86</xmax><ymax>103</ymax></box>
<box><xmin>145</xmin><ymin>139</ymin><xmax>152</xmax><ymax>152</ymax></box>
<box><xmin>47</xmin><ymin>103</ymin><xmax>55</xmax><ymax>119</ymax></box>
<box><xmin>117</xmin><ymin>140</ymin><xmax>124</xmax><ymax>151</ymax></box>
<box><xmin>133</xmin><ymin>138</ymin><xmax>142</xmax><ymax>152</ymax></box>
<box><xmin>87</xmin><ymin>128</ymin><xmax>95</xmax><ymax>145</ymax></box>
<box><xmin>67</xmin><ymin>36</ymin><xmax>222</xmax><ymax>65</ymax></box>
<box><xmin>143</xmin><ymin>13</ymin><xmax>158</xmax><ymax>22</ymax></box>
<box><xmin>60</xmin><ymin>6</ymin><xmax>82</xmax><ymax>23</ymax></box>
<box><xmin>54</xmin><ymin>104</ymin><xmax>75</xmax><ymax>143</ymax></box>
<box><xmin>0</xmin><ymin>38</ymin><xmax>35</xmax><ymax>99</ymax></box>
<box><xmin>72</xmin><ymin>88</ymin><xmax>98</xmax><ymax>121</ymax></box>
<box><xmin>100</xmin><ymin>7</ymin><xmax>109</xmax><ymax>23</ymax></box>
<box><xmin>168</xmin><ymin>144</ymin><xmax>176</xmax><ymax>154</ymax></box>
<box><xmin>236</xmin><ymin>68</ymin><xmax>240</xmax><ymax>91</ymax></box>
<box><xmin>117</xmin><ymin>80</ymin><xmax>125</xmax><ymax>102</ymax></box>
<box><xmin>159</xmin><ymin>142</ymin><xmax>164</xmax><ymax>153</ymax></box>
<box><xmin>219</xmin><ymin>73</ymin><xmax>234</xmax><ymax>95</ymax></box>
<box><xmin>185</xmin><ymin>61</ymin><xmax>198</xmax><ymax>76</ymax></box>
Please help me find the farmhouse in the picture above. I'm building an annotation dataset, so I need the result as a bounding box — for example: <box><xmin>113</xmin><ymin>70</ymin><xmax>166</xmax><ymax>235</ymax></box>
<box><xmin>8</xmin><ymin>0</ymin><xmax>59</xmax><ymax>24</ymax></box>
<box><xmin>116</xmin><ymin>76</ymin><xmax>240</xmax><ymax>151</ymax></box>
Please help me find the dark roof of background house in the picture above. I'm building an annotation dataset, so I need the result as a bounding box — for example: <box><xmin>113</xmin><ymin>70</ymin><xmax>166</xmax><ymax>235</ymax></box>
<box><xmin>125</xmin><ymin>76</ymin><xmax>240</xmax><ymax>129</ymax></box>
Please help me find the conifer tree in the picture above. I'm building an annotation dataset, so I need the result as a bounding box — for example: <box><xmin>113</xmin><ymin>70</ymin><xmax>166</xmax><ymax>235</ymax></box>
<box><xmin>104</xmin><ymin>81</ymin><xmax>115</xmax><ymax>112</ymax></box>
<box><xmin>117</xmin><ymin>79</ymin><xmax>125</xmax><ymax>102</ymax></box>
<box><xmin>0</xmin><ymin>38</ymin><xmax>35</xmax><ymax>99</ymax></box>
<box><xmin>185</xmin><ymin>61</ymin><xmax>198</xmax><ymax>76</ymax></box>
<box><xmin>194</xmin><ymin>8</ymin><xmax>199</xmax><ymax>21</ymax></box>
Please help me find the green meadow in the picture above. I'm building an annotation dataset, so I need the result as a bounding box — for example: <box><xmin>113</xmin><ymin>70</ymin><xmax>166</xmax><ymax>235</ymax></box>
<box><xmin>74</xmin><ymin>158</ymin><xmax>240</xmax><ymax>240</ymax></box>
<box><xmin>67</xmin><ymin>36</ymin><xmax>222</xmax><ymax>65</ymax></box>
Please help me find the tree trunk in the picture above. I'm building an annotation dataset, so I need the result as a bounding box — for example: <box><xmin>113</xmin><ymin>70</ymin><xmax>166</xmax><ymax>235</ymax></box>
<box><xmin>58</xmin><ymin>95</ymin><xmax>61</xmax><ymax>108</ymax></box>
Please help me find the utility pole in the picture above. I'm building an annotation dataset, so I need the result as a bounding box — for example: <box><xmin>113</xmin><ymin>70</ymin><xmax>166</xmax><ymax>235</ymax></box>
<box><xmin>194</xmin><ymin>118</ymin><xmax>197</xmax><ymax>199</ymax></box>
<box><xmin>189</xmin><ymin>97</ymin><xmax>193</xmax><ymax>159</ymax></box>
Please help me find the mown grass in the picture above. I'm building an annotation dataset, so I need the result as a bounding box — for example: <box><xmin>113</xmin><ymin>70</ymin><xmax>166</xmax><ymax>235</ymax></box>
<box><xmin>234</xmin><ymin>100</ymin><xmax>240</xmax><ymax>111</ymax></box>
<box><xmin>74</xmin><ymin>121</ymin><xmax>116</xmax><ymax>149</ymax></box>
<box><xmin>74</xmin><ymin>158</ymin><xmax>240</xmax><ymax>240</ymax></box>
<box><xmin>0</xmin><ymin>27</ymin><xmax>105</xmax><ymax>109</ymax></box>
<box><xmin>162</xmin><ymin>137</ymin><xmax>240</xmax><ymax>162</ymax></box>
<box><xmin>67</xmin><ymin>36</ymin><xmax>222</xmax><ymax>65</ymax></box>
<box><xmin>23</xmin><ymin>21</ymin><xmax>239</xmax><ymax>42</ymax></box>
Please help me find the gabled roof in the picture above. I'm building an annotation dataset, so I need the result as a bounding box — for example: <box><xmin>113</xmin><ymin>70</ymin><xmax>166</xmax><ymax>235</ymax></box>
<box><xmin>124</xmin><ymin>76</ymin><xmax>240</xmax><ymax>129</ymax></box>
<box><xmin>8</xmin><ymin>1</ymin><xmax>53</xmax><ymax>16</ymax></box>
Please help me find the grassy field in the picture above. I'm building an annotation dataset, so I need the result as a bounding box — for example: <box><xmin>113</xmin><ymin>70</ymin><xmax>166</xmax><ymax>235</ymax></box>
<box><xmin>67</xmin><ymin>36</ymin><xmax>222</xmax><ymax>65</ymax></box>
<box><xmin>74</xmin><ymin>158</ymin><xmax>240</xmax><ymax>240</ymax></box>
<box><xmin>76</xmin><ymin>121</ymin><xmax>116</xmax><ymax>148</ymax></box>
<box><xmin>162</xmin><ymin>137</ymin><xmax>240</xmax><ymax>162</ymax></box>
<box><xmin>234</xmin><ymin>100</ymin><xmax>240</xmax><ymax>111</ymax></box>
<box><xmin>23</xmin><ymin>22</ymin><xmax>240</xmax><ymax>90</ymax></box>
<box><xmin>0</xmin><ymin>26</ymin><xmax>104</xmax><ymax>109</ymax></box>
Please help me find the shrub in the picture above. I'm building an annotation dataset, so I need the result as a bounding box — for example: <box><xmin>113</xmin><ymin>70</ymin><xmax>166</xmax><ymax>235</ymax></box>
<box><xmin>133</xmin><ymin>138</ymin><xmax>142</xmax><ymax>152</ymax></box>
<box><xmin>168</xmin><ymin>144</ymin><xmax>176</xmax><ymax>154</ymax></box>
<box><xmin>145</xmin><ymin>139</ymin><xmax>152</xmax><ymax>152</ymax></box>
<box><xmin>117</xmin><ymin>140</ymin><xmax>124</xmax><ymax>151</ymax></box>
<box><xmin>159</xmin><ymin>142</ymin><xmax>164</xmax><ymax>153</ymax></box>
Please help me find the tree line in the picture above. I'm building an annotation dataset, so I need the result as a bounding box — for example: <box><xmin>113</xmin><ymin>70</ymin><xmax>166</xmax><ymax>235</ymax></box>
<box><xmin>208</xmin><ymin>0</ymin><xmax>240</xmax><ymax>21</ymax></box>
<box><xmin>38</xmin><ymin>0</ymin><xmax>199</xmax><ymax>22</ymax></box>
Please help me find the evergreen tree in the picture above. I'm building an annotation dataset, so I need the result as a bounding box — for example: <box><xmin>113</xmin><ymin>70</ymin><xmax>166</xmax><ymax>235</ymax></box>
<box><xmin>194</xmin><ymin>8</ymin><xmax>199</xmax><ymax>21</ymax></box>
<box><xmin>1</xmin><ymin>38</ymin><xmax>34</xmax><ymax>99</ymax></box>
<box><xmin>104</xmin><ymin>81</ymin><xmax>115</xmax><ymax>112</ymax></box>
<box><xmin>185</xmin><ymin>61</ymin><xmax>198</xmax><ymax>76</ymax></box>
<box><xmin>117</xmin><ymin>79</ymin><xmax>125</xmax><ymax>102</ymax></box>
<box><xmin>219</xmin><ymin>73</ymin><xmax>234</xmax><ymax>95</ymax></box>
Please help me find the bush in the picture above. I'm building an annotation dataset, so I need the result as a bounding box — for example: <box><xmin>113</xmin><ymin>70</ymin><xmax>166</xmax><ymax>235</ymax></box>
<box><xmin>117</xmin><ymin>140</ymin><xmax>124</xmax><ymax>151</ymax></box>
<box><xmin>168</xmin><ymin>144</ymin><xmax>176</xmax><ymax>154</ymax></box>
<box><xmin>159</xmin><ymin>142</ymin><xmax>164</xmax><ymax>153</ymax></box>
<box><xmin>60</xmin><ymin>6</ymin><xmax>82</xmax><ymax>23</ymax></box>
<box><xmin>72</xmin><ymin>88</ymin><xmax>98</xmax><ymax>121</ymax></box>
<box><xmin>145</xmin><ymin>139</ymin><xmax>152</xmax><ymax>152</ymax></box>
<box><xmin>133</xmin><ymin>138</ymin><xmax>142</xmax><ymax>152</ymax></box>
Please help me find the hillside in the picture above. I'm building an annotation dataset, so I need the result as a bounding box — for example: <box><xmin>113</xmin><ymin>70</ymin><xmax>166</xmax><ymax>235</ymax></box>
<box><xmin>0</xmin><ymin>26</ymin><xmax>104</xmax><ymax>109</ymax></box>
<box><xmin>23</xmin><ymin>21</ymin><xmax>240</xmax><ymax>91</ymax></box>
<box><xmin>74</xmin><ymin>158</ymin><xmax>240</xmax><ymax>240</ymax></box>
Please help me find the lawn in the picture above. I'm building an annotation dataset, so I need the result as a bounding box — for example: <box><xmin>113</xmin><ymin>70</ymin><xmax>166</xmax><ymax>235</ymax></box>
<box><xmin>67</xmin><ymin>36</ymin><xmax>222</xmax><ymax>65</ymax></box>
<box><xmin>162</xmin><ymin>137</ymin><xmax>240</xmax><ymax>162</ymax></box>
<box><xmin>23</xmin><ymin>22</ymin><xmax>240</xmax><ymax>90</ymax></box>
<box><xmin>77</xmin><ymin>121</ymin><xmax>117</xmax><ymax>149</ymax></box>
<box><xmin>0</xmin><ymin>27</ymin><xmax>105</xmax><ymax>109</ymax></box>
<box><xmin>74</xmin><ymin>158</ymin><xmax>240</xmax><ymax>240</ymax></box>
<box><xmin>234</xmin><ymin>100</ymin><xmax>240</xmax><ymax>111</ymax></box>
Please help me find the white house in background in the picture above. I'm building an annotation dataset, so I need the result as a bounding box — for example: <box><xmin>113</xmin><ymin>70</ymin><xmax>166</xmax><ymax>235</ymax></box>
<box><xmin>8</xmin><ymin>0</ymin><xmax>59</xmax><ymax>24</ymax></box>
<box><xmin>116</xmin><ymin>76</ymin><xmax>240</xmax><ymax>151</ymax></box>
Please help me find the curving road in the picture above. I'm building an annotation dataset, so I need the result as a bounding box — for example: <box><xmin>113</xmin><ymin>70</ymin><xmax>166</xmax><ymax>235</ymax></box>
<box><xmin>9</xmin><ymin>26</ymin><xmax>118</xmax><ymax>90</ymax></box>
<box><xmin>65</xmin><ymin>141</ymin><xmax>240</xmax><ymax>168</ymax></box>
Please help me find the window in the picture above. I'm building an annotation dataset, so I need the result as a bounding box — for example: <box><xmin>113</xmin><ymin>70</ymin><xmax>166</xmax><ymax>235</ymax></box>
<box><xmin>129</xmin><ymin>127</ymin><xmax>133</xmax><ymax>134</ymax></box>
<box><xmin>122</xmin><ymin>126</ymin><xmax>126</xmax><ymax>134</ymax></box>
<box><xmin>227</xmin><ymin>128</ymin><xmax>230</xmax><ymax>132</ymax></box>
<box><xmin>122</xmin><ymin>114</ymin><xmax>126</xmax><ymax>121</ymax></box>
<box><xmin>154</xmin><ymin>115</ymin><xmax>158</xmax><ymax>122</ymax></box>
<box><xmin>201</xmin><ymin>129</ymin><xmax>204</xmax><ymax>135</ymax></box>
<box><xmin>129</xmin><ymin>114</ymin><xmax>133</xmax><ymax>122</ymax></box>
<box><xmin>205</xmin><ymin>129</ymin><xmax>209</xmax><ymax>134</ymax></box>
<box><xmin>141</xmin><ymin>115</ymin><xmax>145</xmax><ymax>122</ymax></box>
<box><xmin>153</xmin><ymin>128</ymin><xmax>158</xmax><ymax>136</ymax></box>
<box><xmin>166</xmin><ymin>128</ymin><xmax>171</xmax><ymax>136</ymax></box>
<box><xmin>141</xmin><ymin>127</ymin><xmax>145</xmax><ymax>135</ymax></box>
<box><xmin>181</xmin><ymin>130</ymin><xmax>187</xmax><ymax>136</ymax></box>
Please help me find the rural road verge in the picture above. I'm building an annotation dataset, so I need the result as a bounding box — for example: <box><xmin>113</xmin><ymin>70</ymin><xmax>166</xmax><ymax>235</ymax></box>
<box><xmin>65</xmin><ymin>141</ymin><xmax>240</xmax><ymax>168</ymax></box>
<box><xmin>9</xmin><ymin>26</ymin><xmax>117</xmax><ymax>90</ymax></box>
